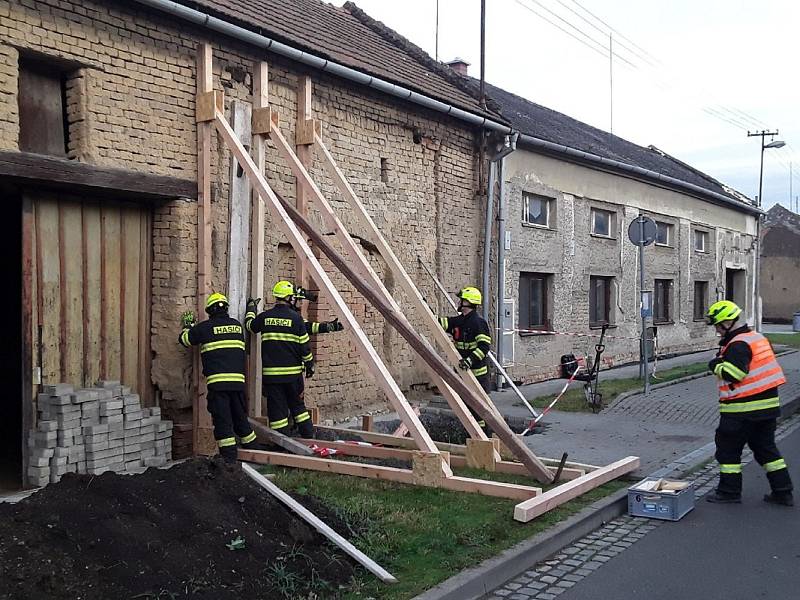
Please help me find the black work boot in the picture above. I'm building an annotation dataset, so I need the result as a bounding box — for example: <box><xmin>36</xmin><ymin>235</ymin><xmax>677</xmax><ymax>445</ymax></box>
<box><xmin>218</xmin><ymin>445</ymin><xmax>238</xmax><ymax>464</ymax></box>
<box><xmin>706</xmin><ymin>491</ymin><xmax>742</xmax><ymax>504</ymax></box>
<box><xmin>763</xmin><ymin>492</ymin><xmax>794</xmax><ymax>506</ymax></box>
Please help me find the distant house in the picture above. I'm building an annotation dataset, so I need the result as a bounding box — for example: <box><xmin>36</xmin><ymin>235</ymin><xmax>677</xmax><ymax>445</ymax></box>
<box><xmin>479</xmin><ymin>82</ymin><xmax>760</xmax><ymax>383</ymax></box>
<box><xmin>761</xmin><ymin>204</ymin><xmax>800</xmax><ymax>322</ymax></box>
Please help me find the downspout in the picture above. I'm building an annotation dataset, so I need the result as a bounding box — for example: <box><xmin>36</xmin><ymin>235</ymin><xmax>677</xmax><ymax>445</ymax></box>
<box><xmin>482</xmin><ymin>161</ymin><xmax>496</xmax><ymax>322</ymax></box>
<box><xmin>495</xmin><ymin>157</ymin><xmax>508</xmax><ymax>387</ymax></box>
<box><xmin>131</xmin><ymin>0</ymin><xmax>513</xmax><ymax>134</ymax></box>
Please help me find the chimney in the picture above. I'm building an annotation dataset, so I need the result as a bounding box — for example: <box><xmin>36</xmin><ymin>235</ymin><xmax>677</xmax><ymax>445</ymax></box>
<box><xmin>445</xmin><ymin>57</ymin><xmax>470</xmax><ymax>76</ymax></box>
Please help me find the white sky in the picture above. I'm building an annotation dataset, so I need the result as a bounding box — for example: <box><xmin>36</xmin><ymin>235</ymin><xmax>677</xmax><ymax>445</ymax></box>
<box><xmin>331</xmin><ymin>0</ymin><xmax>800</xmax><ymax>212</ymax></box>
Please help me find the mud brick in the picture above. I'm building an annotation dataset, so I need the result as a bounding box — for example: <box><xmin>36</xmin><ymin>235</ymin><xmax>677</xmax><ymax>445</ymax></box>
<box><xmin>124</xmin><ymin>410</ymin><xmax>143</xmax><ymax>421</ymax></box>
<box><xmin>84</xmin><ymin>423</ymin><xmax>109</xmax><ymax>435</ymax></box>
<box><xmin>43</xmin><ymin>384</ymin><xmax>74</xmax><ymax>395</ymax></box>
<box><xmin>71</xmin><ymin>389</ymin><xmax>100</xmax><ymax>403</ymax></box>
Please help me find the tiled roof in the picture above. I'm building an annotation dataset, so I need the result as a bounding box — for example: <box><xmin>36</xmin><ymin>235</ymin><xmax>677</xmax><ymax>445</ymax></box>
<box><xmin>484</xmin><ymin>81</ymin><xmax>752</xmax><ymax>205</ymax></box>
<box><xmin>173</xmin><ymin>0</ymin><xmax>503</xmax><ymax>121</ymax></box>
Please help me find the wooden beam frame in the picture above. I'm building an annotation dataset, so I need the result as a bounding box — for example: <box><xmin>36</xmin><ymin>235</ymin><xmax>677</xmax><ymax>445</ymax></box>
<box><xmin>513</xmin><ymin>456</ymin><xmax>640</xmax><ymax>522</ymax></box>
<box><xmin>214</xmin><ymin>107</ymin><xmax>451</xmax><ymax>478</ymax></box>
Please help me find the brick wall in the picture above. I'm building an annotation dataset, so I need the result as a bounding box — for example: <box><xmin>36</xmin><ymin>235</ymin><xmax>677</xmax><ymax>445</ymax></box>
<box><xmin>1</xmin><ymin>0</ymin><xmax>484</xmax><ymax>427</ymax></box>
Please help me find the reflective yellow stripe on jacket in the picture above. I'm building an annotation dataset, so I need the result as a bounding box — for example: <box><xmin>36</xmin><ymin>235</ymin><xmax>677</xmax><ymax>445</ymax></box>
<box><xmin>260</xmin><ymin>332</ymin><xmax>310</xmax><ymax>344</ymax></box>
<box><xmin>206</xmin><ymin>373</ymin><xmax>246</xmax><ymax>385</ymax></box>
<box><xmin>200</xmin><ymin>340</ymin><xmax>246</xmax><ymax>353</ymax></box>
<box><xmin>262</xmin><ymin>365</ymin><xmax>304</xmax><ymax>376</ymax></box>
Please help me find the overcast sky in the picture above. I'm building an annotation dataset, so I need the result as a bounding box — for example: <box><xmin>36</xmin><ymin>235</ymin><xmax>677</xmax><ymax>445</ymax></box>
<box><xmin>332</xmin><ymin>0</ymin><xmax>799</xmax><ymax>212</ymax></box>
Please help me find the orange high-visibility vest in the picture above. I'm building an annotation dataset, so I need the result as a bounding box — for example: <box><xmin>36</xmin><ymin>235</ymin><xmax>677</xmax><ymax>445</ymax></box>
<box><xmin>718</xmin><ymin>331</ymin><xmax>786</xmax><ymax>403</ymax></box>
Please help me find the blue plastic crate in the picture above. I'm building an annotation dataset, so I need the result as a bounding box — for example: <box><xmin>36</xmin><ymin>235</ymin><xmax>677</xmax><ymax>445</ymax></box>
<box><xmin>628</xmin><ymin>477</ymin><xmax>694</xmax><ymax>521</ymax></box>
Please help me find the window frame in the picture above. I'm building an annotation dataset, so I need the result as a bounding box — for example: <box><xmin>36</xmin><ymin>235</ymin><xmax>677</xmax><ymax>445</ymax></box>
<box><xmin>655</xmin><ymin>221</ymin><xmax>674</xmax><ymax>247</ymax></box>
<box><xmin>693</xmin><ymin>229</ymin><xmax>709</xmax><ymax>253</ymax></box>
<box><xmin>589</xmin><ymin>275</ymin><xmax>614</xmax><ymax>328</ymax></box>
<box><xmin>590</xmin><ymin>208</ymin><xmax>616</xmax><ymax>239</ymax></box>
<box><xmin>693</xmin><ymin>280</ymin><xmax>709</xmax><ymax>321</ymax></box>
<box><xmin>653</xmin><ymin>278</ymin><xmax>674</xmax><ymax>324</ymax></box>
<box><xmin>522</xmin><ymin>192</ymin><xmax>552</xmax><ymax>229</ymax></box>
<box><xmin>518</xmin><ymin>272</ymin><xmax>553</xmax><ymax>334</ymax></box>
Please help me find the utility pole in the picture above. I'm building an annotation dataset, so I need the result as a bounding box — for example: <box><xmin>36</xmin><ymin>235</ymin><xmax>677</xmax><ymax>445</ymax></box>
<box><xmin>479</xmin><ymin>0</ymin><xmax>486</xmax><ymax>109</ymax></box>
<box><xmin>435</xmin><ymin>0</ymin><xmax>439</xmax><ymax>61</ymax></box>
<box><xmin>609</xmin><ymin>32</ymin><xmax>613</xmax><ymax>134</ymax></box>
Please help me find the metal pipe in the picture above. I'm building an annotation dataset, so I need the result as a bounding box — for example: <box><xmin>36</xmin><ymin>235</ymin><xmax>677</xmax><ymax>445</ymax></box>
<box><xmin>131</xmin><ymin>0</ymin><xmax>513</xmax><ymax>134</ymax></box>
<box><xmin>517</xmin><ymin>133</ymin><xmax>762</xmax><ymax>216</ymax></box>
<box><xmin>495</xmin><ymin>158</ymin><xmax>507</xmax><ymax>388</ymax></box>
<box><xmin>482</xmin><ymin>160</ymin><xmax>496</xmax><ymax>322</ymax></box>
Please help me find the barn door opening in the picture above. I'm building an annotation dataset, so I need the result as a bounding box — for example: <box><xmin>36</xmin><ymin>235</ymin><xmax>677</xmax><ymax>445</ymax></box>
<box><xmin>0</xmin><ymin>197</ymin><xmax>22</xmax><ymax>490</ymax></box>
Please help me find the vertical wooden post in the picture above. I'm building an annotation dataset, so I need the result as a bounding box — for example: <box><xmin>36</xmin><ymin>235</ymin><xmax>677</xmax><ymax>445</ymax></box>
<box><xmin>227</xmin><ymin>101</ymin><xmax>252</xmax><ymax>321</ymax></box>
<box><xmin>295</xmin><ymin>76</ymin><xmax>312</xmax><ymax>292</ymax></box>
<box><xmin>194</xmin><ymin>43</ymin><xmax>215</xmax><ymax>455</ymax></box>
<box><xmin>21</xmin><ymin>196</ymin><xmax>34</xmax><ymax>482</ymax></box>
<box><xmin>248</xmin><ymin>62</ymin><xmax>268</xmax><ymax>418</ymax></box>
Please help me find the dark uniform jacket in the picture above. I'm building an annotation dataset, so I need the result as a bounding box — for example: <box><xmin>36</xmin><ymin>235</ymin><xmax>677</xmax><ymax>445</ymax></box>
<box><xmin>709</xmin><ymin>324</ymin><xmax>780</xmax><ymax>420</ymax></box>
<box><xmin>245</xmin><ymin>303</ymin><xmax>313</xmax><ymax>383</ymax></box>
<box><xmin>439</xmin><ymin>310</ymin><xmax>492</xmax><ymax>378</ymax></box>
<box><xmin>179</xmin><ymin>313</ymin><xmax>246</xmax><ymax>390</ymax></box>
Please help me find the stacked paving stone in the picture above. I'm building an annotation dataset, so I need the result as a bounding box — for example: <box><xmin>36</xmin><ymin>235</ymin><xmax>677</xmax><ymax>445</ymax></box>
<box><xmin>27</xmin><ymin>381</ymin><xmax>173</xmax><ymax>487</ymax></box>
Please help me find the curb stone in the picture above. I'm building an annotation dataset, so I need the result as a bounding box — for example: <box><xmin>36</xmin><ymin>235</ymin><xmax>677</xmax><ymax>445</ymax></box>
<box><xmin>413</xmin><ymin>393</ymin><xmax>800</xmax><ymax>600</ymax></box>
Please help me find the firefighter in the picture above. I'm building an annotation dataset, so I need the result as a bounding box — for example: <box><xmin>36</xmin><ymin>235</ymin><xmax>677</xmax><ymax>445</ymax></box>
<box><xmin>289</xmin><ymin>285</ymin><xmax>345</xmax><ymax>335</ymax></box>
<box><xmin>246</xmin><ymin>281</ymin><xmax>315</xmax><ymax>438</ymax></box>
<box><xmin>705</xmin><ymin>300</ymin><xmax>793</xmax><ymax>506</ymax></box>
<box><xmin>179</xmin><ymin>292</ymin><xmax>258</xmax><ymax>463</ymax></box>
<box><xmin>439</xmin><ymin>286</ymin><xmax>492</xmax><ymax>429</ymax></box>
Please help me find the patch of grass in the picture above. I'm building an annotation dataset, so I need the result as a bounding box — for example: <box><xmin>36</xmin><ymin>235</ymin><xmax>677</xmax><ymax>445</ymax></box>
<box><xmin>527</xmin><ymin>361</ymin><xmax>710</xmax><ymax>413</ymax></box>
<box><xmin>258</xmin><ymin>465</ymin><xmax>627</xmax><ymax>600</ymax></box>
<box><xmin>766</xmin><ymin>332</ymin><xmax>800</xmax><ymax>350</ymax></box>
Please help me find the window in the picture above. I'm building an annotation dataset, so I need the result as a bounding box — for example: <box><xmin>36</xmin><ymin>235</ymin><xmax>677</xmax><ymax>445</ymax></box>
<box><xmin>522</xmin><ymin>193</ymin><xmax>552</xmax><ymax>228</ymax></box>
<box><xmin>655</xmin><ymin>221</ymin><xmax>673</xmax><ymax>246</ymax></box>
<box><xmin>694</xmin><ymin>230</ymin><xmax>708</xmax><ymax>252</ymax></box>
<box><xmin>654</xmin><ymin>279</ymin><xmax>673</xmax><ymax>323</ymax></box>
<box><xmin>18</xmin><ymin>58</ymin><xmax>70</xmax><ymax>156</ymax></box>
<box><xmin>589</xmin><ymin>276</ymin><xmax>613</xmax><ymax>327</ymax></box>
<box><xmin>591</xmin><ymin>208</ymin><xmax>615</xmax><ymax>237</ymax></box>
<box><xmin>694</xmin><ymin>281</ymin><xmax>709</xmax><ymax>321</ymax></box>
<box><xmin>519</xmin><ymin>272</ymin><xmax>552</xmax><ymax>331</ymax></box>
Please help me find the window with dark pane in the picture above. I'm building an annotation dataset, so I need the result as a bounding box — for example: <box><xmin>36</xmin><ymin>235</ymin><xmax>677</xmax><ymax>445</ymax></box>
<box><xmin>519</xmin><ymin>272</ymin><xmax>552</xmax><ymax>331</ymax></box>
<box><xmin>522</xmin><ymin>192</ymin><xmax>550</xmax><ymax>227</ymax></box>
<box><xmin>589</xmin><ymin>276</ymin><xmax>613</xmax><ymax>326</ymax></box>
<box><xmin>591</xmin><ymin>208</ymin><xmax>613</xmax><ymax>237</ymax></box>
<box><xmin>18</xmin><ymin>58</ymin><xmax>69</xmax><ymax>156</ymax></box>
<box><xmin>694</xmin><ymin>281</ymin><xmax>708</xmax><ymax>320</ymax></box>
<box><xmin>694</xmin><ymin>230</ymin><xmax>708</xmax><ymax>252</ymax></box>
<box><xmin>655</xmin><ymin>221</ymin><xmax>673</xmax><ymax>246</ymax></box>
<box><xmin>654</xmin><ymin>279</ymin><xmax>673</xmax><ymax>323</ymax></box>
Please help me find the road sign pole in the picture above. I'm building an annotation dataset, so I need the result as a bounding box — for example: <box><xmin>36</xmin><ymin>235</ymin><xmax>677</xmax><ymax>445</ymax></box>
<box><xmin>639</xmin><ymin>218</ymin><xmax>650</xmax><ymax>395</ymax></box>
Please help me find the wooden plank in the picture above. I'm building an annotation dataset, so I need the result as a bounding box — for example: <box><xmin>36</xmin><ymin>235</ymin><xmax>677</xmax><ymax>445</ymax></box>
<box><xmin>217</xmin><ymin>111</ymin><xmax>450</xmax><ymax>477</ymax></box>
<box><xmin>448</xmin><ymin>455</ymin><xmax>585</xmax><ymax>481</ymax></box>
<box><xmin>248</xmin><ymin>417</ymin><xmax>314</xmax><ymax>456</ymax></box>
<box><xmin>37</xmin><ymin>199</ymin><xmax>61</xmax><ymax>384</ymax></box>
<box><xmin>121</xmin><ymin>206</ymin><xmax>141</xmax><ymax>387</ymax></box>
<box><xmin>314</xmin><ymin>137</ymin><xmax>506</xmax><ymax>424</ymax></box>
<box><xmin>295</xmin><ymin>75</ymin><xmax>312</xmax><ymax>291</ymax></box>
<box><xmin>0</xmin><ymin>151</ymin><xmax>196</xmax><ymax>200</ymax></box>
<box><xmin>241</xmin><ymin>463</ymin><xmax>398</xmax><ymax>584</ymax></box>
<box><xmin>269</xmin><ymin>126</ymin><xmax>493</xmax><ymax>452</ymax></box>
<box><xmin>513</xmin><ymin>456</ymin><xmax>640</xmax><ymax>523</ymax></box>
<box><xmin>361</xmin><ymin>415</ymin><xmax>374</xmax><ymax>432</ymax></box>
<box><xmin>248</xmin><ymin>61</ymin><xmax>268</xmax><ymax>418</ymax></box>
<box><xmin>195</xmin><ymin>43</ymin><xmax>215</xmax><ymax>455</ymax></box>
<box><xmin>82</xmin><ymin>203</ymin><xmax>101</xmax><ymax>388</ymax></box>
<box><xmin>138</xmin><ymin>210</ymin><xmax>153</xmax><ymax>404</ymax></box>
<box><xmin>240</xmin><ymin>449</ymin><xmax>540</xmax><ymax>501</ymax></box>
<box><xmin>273</xmin><ymin>188</ymin><xmax>554</xmax><ymax>483</ymax></box>
<box><xmin>391</xmin><ymin>405</ymin><xmax>419</xmax><ymax>437</ymax></box>
<box><xmin>60</xmin><ymin>202</ymin><xmax>83</xmax><ymax>385</ymax></box>
<box><xmin>21</xmin><ymin>196</ymin><xmax>34</xmax><ymax>476</ymax></box>
<box><xmin>227</xmin><ymin>100</ymin><xmax>252</xmax><ymax>321</ymax></box>
<box><xmin>101</xmin><ymin>206</ymin><xmax>122</xmax><ymax>381</ymax></box>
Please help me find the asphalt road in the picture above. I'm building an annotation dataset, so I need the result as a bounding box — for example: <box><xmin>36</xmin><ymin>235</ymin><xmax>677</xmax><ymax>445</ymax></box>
<box><xmin>558</xmin><ymin>425</ymin><xmax>800</xmax><ymax>600</ymax></box>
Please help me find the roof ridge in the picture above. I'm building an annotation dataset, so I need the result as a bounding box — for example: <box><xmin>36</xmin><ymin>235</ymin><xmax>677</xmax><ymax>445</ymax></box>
<box><xmin>343</xmin><ymin>1</ymin><xmax>503</xmax><ymax>117</ymax></box>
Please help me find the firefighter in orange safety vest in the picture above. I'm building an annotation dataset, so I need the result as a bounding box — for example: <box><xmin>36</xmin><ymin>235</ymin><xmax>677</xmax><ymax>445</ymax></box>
<box><xmin>705</xmin><ymin>300</ymin><xmax>793</xmax><ymax>505</ymax></box>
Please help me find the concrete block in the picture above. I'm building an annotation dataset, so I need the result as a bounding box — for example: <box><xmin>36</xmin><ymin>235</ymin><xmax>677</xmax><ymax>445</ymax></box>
<box><xmin>47</xmin><ymin>395</ymin><xmax>75</xmax><ymax>407</ymax></box>
<box><xmin>53</xmin><ymin>447</ymin><xmax>70</xmax><ymax>459</ymax></box>
<box><xmin>100</xmin><ymin>399</ymin><xmax>123</xmax><ymax>412</ymax></box>
<box><xmin>143</xmin><ymin>456</ymin><xmax>167</xmax><ymax>468</ymax></box>
<box><xmin>148</xmin><ymin>407</ymin><xmax>162</xmax><ymax>417</ymax></box>
<box><xmin>94</xmin><ymin>380</ymin><xmax>121</xmax><ymax>389</ymax></box>
<box><xmin>29</xmin><ymin>455</ymin><xmax>51</xmax><ymax>467</ymax></box>
<box><xmin>86</xmin><ymin>441</ymin><xmax>109</xmax><ymax>452</ymax></box>
<box><xmin>49</xmin><ymin>472</ymin><xmax>61</xmax><ymax>484</ymax></box>
<box><xmin>141</xmin><ymin>416</ymin><xmax>160</xmax><ymax>427</ymax></box>
<box><xmin>71</xmin><ymin>389</ymin><xmax>100</xmax><ymax>403</ymax></box>
<box><xmin>37</xmin><ymin>421</ymin><xmax>58</xmax><ymax>433</ymax></box>
<box><xmin>124</xmin><ymin>410</ymin><xmax>143</xmax><ymax>421</ymax></box>
<box><xmin>156</xmin><ymin>431</ymin><xmax>171</xmax><ymax>440</ymax></box>
<box><xmin>31</xmin><ymin>447</ymin><xmax>55</xmax><ymax>459</ymax></box>
<box><xmin>120</xmin><ymin>386</ymin><xmax>131</xmax><ymax>396</ymax></box>
<box><xmin>124</xmin><ymin>420</ymin><xmax>141</xmax><ymax>430</ymax></box>
<box><xmin>80</xmin><ymin>417</ymin><xmax>99</xmax><ymax>427</ymax></box>
<box><xmin>76</xmin><ymin>461</ymin><xmax>87</xmax><ymax>474</ymax></box>
<box><xmin>49</xmin><ymin>456</ymin><xmax>67</xmax><ymax>467</ymax></box>
<box><xmin>84</xmin><ymin>424</ymin><xmax>109</xmax><ymax>435</ymax></box>
<box><xmin>34</xmin><ymin>432</ymin><xmax>57</xmax><ymax>448</ymax></box>
<box><xmin>108</xmin><ymin>429</ymin><xmax>125</xmax><ymax>440</ymax></box>
<box><xmin>87</xmin><ymin>466</ymin><xmax>112</xmax><ymax>475</ymax></box>
<box><xmin>140</xmin><ymin>448</ymin><xmax>156</xmax><ymax>459</ymax></box>
<box><xmin>124</xmin><ymin>443</ymin><xmax>142</xmax><ymax>453</ymax></box>
<box><xmin>140</xmin><ymin>439</ymin><xmax>156</xmax><ymax>450</ymax></box>
<box><xmin>106</xmin><ymin>421</ymin><xmax>124</xmax><ymax>432</ymax></box>
<box><xmin>43</xmin><ymin>384</ymin><xmax>74</xmax><ymax>395</ymax></box>
<box><xmin>108</xmin><ymin>438</ymin><xmax>124</xmax><ymax>449</ymax></box>
<box><xmin>102</xmin><ymin>415</ymin><xmax>124</xmax><ymax>424</ymax></box>
<box><xmin>29</xmin><ymin>476</ymin><xmax>50</xmax><ymax>488</ymax></box>
<box><xmin>140</xmin><ymin>425</ymin><xmax>156</xmax><ymax>435</ymax></box>
<box><xmin>122</xmin><ymin>393</ymin><xmax>140</xmax><ymax>405</ymax></box>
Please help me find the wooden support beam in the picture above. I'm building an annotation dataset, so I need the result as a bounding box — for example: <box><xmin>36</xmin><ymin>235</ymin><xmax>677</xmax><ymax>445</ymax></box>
<box><xmin>466</xmin><ymin>438</ymin><xmax>498</xmax><ymax>471</ymax></box>
<box><xmin>248</xmin><ymin>61</ymin><xmax>268</xmax><ymax>418</ymax></box>
<box><xmin>295</xmin><ymin>76</ymin><xmax>312</xmax><ymax>292</ymax></box>
<box><xmin>193</xmin><ymin>43</ymin><xmax>215</xmax><ymax>455</ymax></box>
<box><xmin>251</xmin><ymin>106</ymin><xmax>278</xmax><ymax>135</ymax></box>
<box><xmin>391</xmin><ymin>405</ymin><xmax>419</xmax><ymax>437</ymax></box>
<box><xmin>248</xmin><ymin>417</ymin><xmax>313</xmax><ymax>456</ymax></box>
<box><xmin>242</xmin><ymin>463</ymin><xmax>398</xmax><ymax>583</ymax></box>
<box><xmin>513</xmin><ymin>456</ymin><xmax>640</xmax><ymax>523</ymax></box>
<box><xmin>314</xmin><ymin>135</ymin><xmax>505</xmax><ymax>424</ymax></box>
<box><xmin>196</xmin><ymin>90</ymin><xmax>224</xmax><ymax>123</ymax></box>
<box><xmin>273</xmin><ymin>190</ymin><xmax>554</xmax><ymax>483</ymax></box>
<box><xmin>240</xmin><ymin>449</ymin><xmax>541</xmax><ymax>501</ymax></box>
<box><xmin>214</xmin><ymin>110</ymin><xmax>451</xmax><ymax>477</ymax></box>
<box><xmin>227</xmin><ymin>100</ymin><xmax>252</xmax><ymax>321</ymax></box>
<box><xmin>361</xmin><ymin>414</ymin><xmax>374</xmax><ymax>432</ymax></box>
<box><xmin>268</xmin><ymin>125</ymin><xmax>493</xmax><ymax>453</ymax></box>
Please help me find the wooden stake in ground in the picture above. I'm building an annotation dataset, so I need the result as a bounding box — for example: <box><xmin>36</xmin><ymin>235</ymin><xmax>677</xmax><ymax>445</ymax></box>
<box><xmin>241</xmin><ymin>463</ymin><xmax>398</xmax><ymax>584</ymax></box>
<box><xmin>273</xmin><ymin>191</ymin><xmax>553</xmax><ymax>483</ymax></box>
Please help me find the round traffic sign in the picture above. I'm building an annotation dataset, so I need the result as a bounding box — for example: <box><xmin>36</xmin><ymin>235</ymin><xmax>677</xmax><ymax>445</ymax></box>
<box><xmin>627</xmin><ymin>215</ymin><xmax>657</xmax><ymax>247</ymax></box>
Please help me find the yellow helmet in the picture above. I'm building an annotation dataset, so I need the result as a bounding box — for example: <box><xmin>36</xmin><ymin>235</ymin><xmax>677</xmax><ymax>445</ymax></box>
<box><xmin>272</xmin><ymin>280</ymin><xmax>296</xmax><ymax>299</ymax></box>
<box><xmin>205</xmin><ymin>292</ymin><xmax>229</xmax><ymax>314</ymax></box>
<box><xmin>706</xmin><ymin>300</ymin><xmax>742</xmax><ymax>325</ymax></box>
<box><xmin>457</xmin><ymin>286</ymin><xmax>482</xmax><ymax>306</ymax></box>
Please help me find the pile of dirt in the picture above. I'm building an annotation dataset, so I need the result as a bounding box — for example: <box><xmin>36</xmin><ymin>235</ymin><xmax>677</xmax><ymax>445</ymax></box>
<box><xmin>0</xmin><ymin>459</ymin><xmax>356</xmax><ymax>599</ymax></box>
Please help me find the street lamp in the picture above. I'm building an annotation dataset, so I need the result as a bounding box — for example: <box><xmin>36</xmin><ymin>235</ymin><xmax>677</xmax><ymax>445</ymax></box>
<box><xmin>747</xmin><ymin>130</ymin><xmax>785</xmax><ymax>331</ymax></box>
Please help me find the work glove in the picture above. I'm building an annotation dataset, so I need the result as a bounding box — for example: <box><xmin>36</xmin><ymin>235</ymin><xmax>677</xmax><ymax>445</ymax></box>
<box><xmin>458</xmin><ymin>356</ymin><xmax>473</xmax><ymax>371</ymax></box>
<box><xmin>180</xmin><ymin>311</ymin><xmax>196</xmax><ymax>329</ymax></box>
<box><xmin>305</xmin><ymin>361</ymin><xmax>315</xmax><ymax>379</ymax></box>
<box><xmin>327</xmin><ymin>318</ymin><xmax>344</xmax><ymax>332</ymax></box>
<box><xmin>295</xmin><ymin>286</ymin><xmax>319</xmax><ymax>302</ymax></box>
<box><xmin>708</xmin><ymin>357</ymin><xmax>722</xmax><ymax>375</ymax></box>
<box><xmin>246</xmin><ymin>297</ymin><xmax>260</xmax><ymax>311</ymax></box>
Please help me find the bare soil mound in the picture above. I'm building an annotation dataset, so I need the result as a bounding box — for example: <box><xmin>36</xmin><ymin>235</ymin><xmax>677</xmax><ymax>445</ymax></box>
<box><xmin>0</xmin><ymin>458</ymin><xmax>356</xmax><ymax>599</ymax></box>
